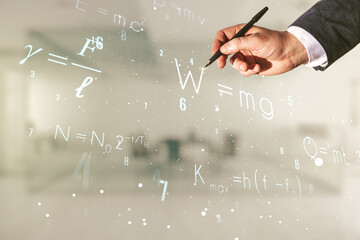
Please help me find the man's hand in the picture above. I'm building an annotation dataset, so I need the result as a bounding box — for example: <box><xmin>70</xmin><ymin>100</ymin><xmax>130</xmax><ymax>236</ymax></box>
<box><xmin>212</xmin><ymin>24</ymin><xmax>309</xmax><ymax>76</ymax></box>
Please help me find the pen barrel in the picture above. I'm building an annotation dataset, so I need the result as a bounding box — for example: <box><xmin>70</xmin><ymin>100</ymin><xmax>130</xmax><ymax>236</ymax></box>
<box><xmin>205</xmin><ymin>6</ymin><xmax>268</xmax><ymax>68</ymax></box>
<box><xmin>231</xmin><ymin>19</ymin><xmax>256</xmax><ymax>40</ymax></box>
<box><xmin>208</xmin><ymin>50</ymin><xmax>223</xmax><ymax>63</ymax></box>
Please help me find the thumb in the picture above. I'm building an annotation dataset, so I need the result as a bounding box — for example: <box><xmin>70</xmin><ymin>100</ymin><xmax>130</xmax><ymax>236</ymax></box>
<box><xmin>220</xmin><ymin>35</ymin><xmax>257</xmax><ymax>55</ymax></box>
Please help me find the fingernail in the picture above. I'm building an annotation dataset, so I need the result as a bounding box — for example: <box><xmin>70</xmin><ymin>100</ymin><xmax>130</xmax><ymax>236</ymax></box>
<box><xmin>240</xmin><ymin>64</ymin><xmax>245</xmax><ymax>71</ymax></box>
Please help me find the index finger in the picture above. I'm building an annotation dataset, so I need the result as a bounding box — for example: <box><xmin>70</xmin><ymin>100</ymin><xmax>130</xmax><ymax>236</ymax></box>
<box><xmin>212</xmin><ymin>24</ymin><xmax>245</xmax><ymax>69</ymax></box>
<box><xmin>212</xmin><ymin>30</ymin><xmax>229</xmax><ymax>68</ymax></box>
<box><xmin>212</xmin><ymin>24</ymin><xmax>246</xmax><ymax>54</ymax></box>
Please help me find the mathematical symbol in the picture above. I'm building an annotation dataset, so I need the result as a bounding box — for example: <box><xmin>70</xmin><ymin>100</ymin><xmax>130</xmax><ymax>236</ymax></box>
<box><xmin>29</xmin><ymin>128</ymin><xmax>34</xmax><ymax>137</ymax></box>
<box><xmin>77</xmin><ymin>36</ymin><xmax>103</xmax><ymax>56</ymax></box>
<box><xmin>93</xmin><ymin>36</ymin><xmax>104</xmax><ymax>50</ymax></box>
<box><xmin>48</xmin><ymin>53</ymin><xmax>68</xmax><ymax>65</ymax></box>
<box><xmin>129</xmin><ymin>17</ymin><xmax>146</xmax><ymax>32</ymax></box>
<box><xmin>71</xmin><ymin>63</ymin><xmax>101</xmax><ymax>73</ymax></box>
<box><xmin>19</xmin><ymin>45</ymin><xmax>43</xmax><ymax>65</ymax></box>
<box><xmin>76</xmin><ymin>133</ymin><xmax>87</xmax><ymax>141</ymax></box>
<box><xmin>232</xmin><ymin>176</ymin><xmax>242</xmax><ymax>183</ymax></box>
<box><xmin>71</xmin><ymin>62</ymin><xmax>101</xmax><ymax>73</ymax></box>
<box><xmin>76</xmin><ymin>0</ymin><xmax>89</xmax><ymax>12</ymax></box>
<box><xmin>135</xmin><ymin>136</ymin><xmax>144</xmax><ymax>144</ymax></box>
<box><xmin>75</xmin><ymin>76</ymin><xmax>94</xmax><ymax>98</ymax></box>
<box><xmin>194</xmin><ymin>164</ymin><xmax>205</xmax><ymax>185</ymax></box>
<box><xmin>217</xmin><ymin>83</ymin><xmax>233</xmax><ymax>97</ymax></box>
<box><xmin>275</xmin><ymin>183</ymin><xmax>284</xmax><ymax>187</ymax></box>
<box><xmin>174</xmin><ymin>58</ymin><xmax>204</xmax><ymax>95</ymax></box>
<box><xmin>96</xmin><ymin>7</ymin><xmax>109</xmax><ymax>15</ymax></box>
<box><xmin>159</xmin><ymin>179</ymin><xmax>168</xmax><ymax>202</ymax></box>
<box><xmin>319</xmin><ymin>146</ymin><xmax>328</xmax><ymax>155</ymax></box>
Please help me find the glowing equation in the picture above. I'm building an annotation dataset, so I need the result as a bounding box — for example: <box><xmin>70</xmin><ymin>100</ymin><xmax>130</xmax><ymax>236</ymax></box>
<box><xmin>217</xmin><ymin>82</ymin><xmax>274</xmax><ymax>120</ymax></box>
<box><xmin>54</xmin><ymin>124</ymin><xmax>150</xmax><ymax>153</ymax></box>
<box><xmin>303</xmin><ymin>136</ymin><xmax>352</xmax><ymax>166</ymax></box>
<box><xmin>153</xmin><ymin>0</ymin><xmax>206</xmax><ymax>25</ymax></box>
<box><xmin>76</xmin><ymin>0</ymin><xmax>146</xmax><ymax>33</ymax></box>
<box><xmin>19</xmin><ymin>36</ymin><xmax>103</xmax><ymax>74</ymax></box>
<box><xmin>209</xmin><ymin>169</ymin><xmax>303</xmax><ymax>198</ymax></box>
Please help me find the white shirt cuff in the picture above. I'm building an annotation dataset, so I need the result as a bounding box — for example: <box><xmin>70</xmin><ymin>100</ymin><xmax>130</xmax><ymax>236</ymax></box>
<box><xmin>287</xmin><ymin>26</ymin><xmax>328</xmax><ymax>68</ymax></box>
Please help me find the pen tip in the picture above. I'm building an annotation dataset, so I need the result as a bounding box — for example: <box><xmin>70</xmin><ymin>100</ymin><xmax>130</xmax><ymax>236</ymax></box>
<box><xmin>204</xmin><ymin>63</ymin><xmax>209</xmax><ymax>68</ymax></box>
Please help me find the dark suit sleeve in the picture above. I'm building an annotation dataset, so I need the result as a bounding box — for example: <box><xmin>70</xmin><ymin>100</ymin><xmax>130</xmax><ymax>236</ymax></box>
<box><xmin>290</xmin><ymin>0</ymin><xmax>360</xmax><ymax>71</ymax></box>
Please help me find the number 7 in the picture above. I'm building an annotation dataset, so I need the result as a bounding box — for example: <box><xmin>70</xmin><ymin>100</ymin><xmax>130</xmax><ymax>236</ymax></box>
<box><xmin>159</xmin><ymin>180</ymin><xmax>168</xmax><ymax>202</ymax></box>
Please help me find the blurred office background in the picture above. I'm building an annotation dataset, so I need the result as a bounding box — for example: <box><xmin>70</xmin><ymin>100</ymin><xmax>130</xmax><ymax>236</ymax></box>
<box><xmin>1</xmin><ymin>0</ymin><xmax>360</xmax><ymax>239</ymax></box>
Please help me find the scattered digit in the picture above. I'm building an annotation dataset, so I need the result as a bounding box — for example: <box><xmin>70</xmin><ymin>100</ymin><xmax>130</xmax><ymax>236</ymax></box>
<box><xmin>190</xmin><ymin>58</ymin><xmax>194</xmax><ymax>65</ymax></box>
<box><xmin>295</xmin><ymin>159</ymin><xmax>300</xmax><ymax>170</ymax></box>
<box><xmin>309</xmin><ymin>184</ymin><xmax>314</xmax><ymax>193</ymax></box>
<box><xmin>180</xmin><ymin>97</ymin><xmax>186</xmax><ymax>111</ymax></box>
<box><xmin>280</xmin><ymin>147</ymin><xmax>284</xmax><ymax>155</ymax></box>
<box><xmin>124</xmin><ymin>156</ymin><xmax>129</xmax><ymax>166</ymax></box>
<box><xmin>159</xmin><ymin>179</ymin><xmax>168</xmax><ymax>201</ymax></box>
<box><xmin>29</xmin><ymin>128</ymin><xmax>34</xmax><ymax>137</ymax></box>
<box><xmin>288</xmin><ymin>95</ymin><xmax>293</xmax><ymax>106</ymax></box>
<box><xmin>104</xmin><ymin>144</ymin><xmax>112</xmax><ymax>153</ymax></box>
<box><xmin>95</xmin><ymin>36</ymin><xmax>103</xmax><ymax>50</ymax></box>
<box><xmin>116</xmin><ymin>135</ymin><xmax>124</xmax><ymax>150</ymax></box>
<box><xmin>121</xmin><ymin>30</ymin><xmax>127</xmax><ymax>41</ymax></box>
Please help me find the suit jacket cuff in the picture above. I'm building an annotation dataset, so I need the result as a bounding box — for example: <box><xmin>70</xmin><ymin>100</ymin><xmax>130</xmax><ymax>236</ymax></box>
<box><xmin>287</xmin><ymin>26</ymin><xmax>328</xmax><ymax>68</ymax></box>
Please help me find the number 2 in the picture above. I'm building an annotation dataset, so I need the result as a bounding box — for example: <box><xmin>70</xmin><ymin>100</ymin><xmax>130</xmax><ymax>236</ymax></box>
<box><xmin>116</xmin><ymin>135</ymin><xmax>124</xmax><ymax>150</ymax></box>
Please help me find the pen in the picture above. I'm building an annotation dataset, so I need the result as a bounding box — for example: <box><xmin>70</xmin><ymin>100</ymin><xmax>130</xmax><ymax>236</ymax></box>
<box><xmin>204</xmin><ymin>6</ymin><xmax>269</xmax><ymax>68</ymax></box>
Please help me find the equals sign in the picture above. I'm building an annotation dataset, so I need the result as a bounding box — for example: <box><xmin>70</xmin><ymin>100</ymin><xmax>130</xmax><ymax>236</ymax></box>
<box><xmin>76</xmin><ymin>133</ymin><xmax>87</xmax><ymax>141</ymax></box>
<box><xmin>217</xmin><ymin>83</ymin><xmax>233</xmax><ymax>97</ymax></box>
<box><xmin>232</xmin><ymin>176</ymin><xmax>242</xmax><ymax>183</ymax></box>
<box><xmin>319</xmin><ymin>146</ymin><xmax>328</xmax><ymax>155</ymax></box>
<box><xmin>48</xmin><ymin>53</ymin><xmax>68</xmax><ymax>65</ymax></box>
<box><xmin>275</xmin><ymin>183</ymin><xmax>283</xmax><ymax>187</ymax></box>
<box><xmin>97</xmin><ymin>7</ymin><xmax>109</xmax><ymax>15</ymax></box>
